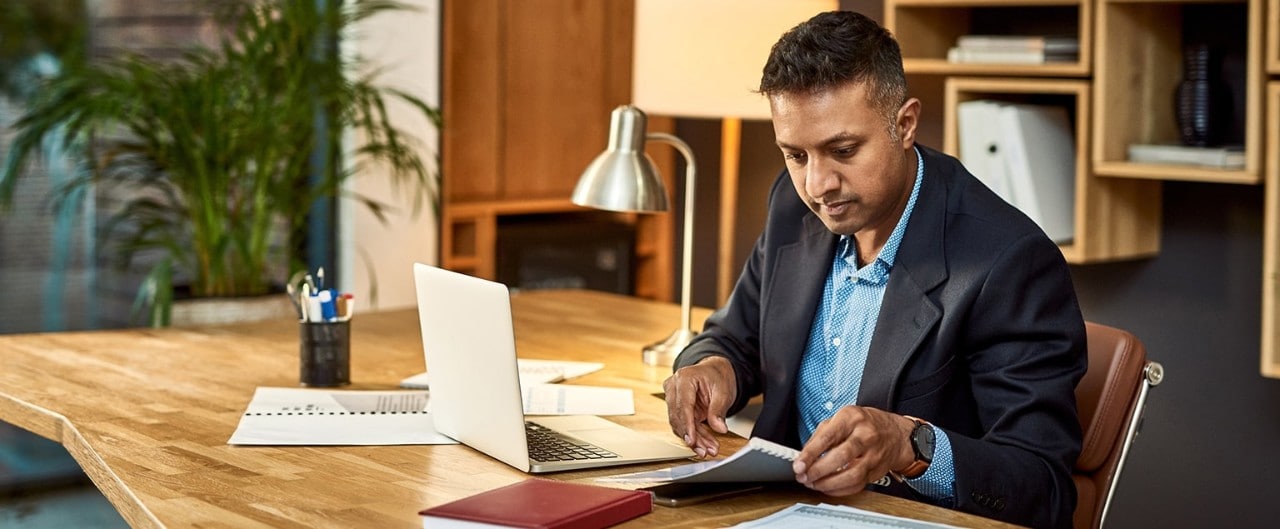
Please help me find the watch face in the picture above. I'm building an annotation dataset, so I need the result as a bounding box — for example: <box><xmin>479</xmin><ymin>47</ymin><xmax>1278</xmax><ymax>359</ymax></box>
<box><xmin>913</xmin><ymin>423</ymin><xmax>936</xmax><ymax>461</ymax></box>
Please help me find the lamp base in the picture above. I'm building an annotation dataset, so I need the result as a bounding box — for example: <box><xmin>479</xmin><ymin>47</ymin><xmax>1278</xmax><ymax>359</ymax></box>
<box><xmin>641</xmin><ymin>328</ymin><xmax>698</xmax><ymax>366</ymax></box>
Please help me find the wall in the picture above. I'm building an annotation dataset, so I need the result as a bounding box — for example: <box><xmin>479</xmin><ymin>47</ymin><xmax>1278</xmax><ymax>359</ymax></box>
<box><xmin>344</xmin><ymin>0</ymin><xmax>441</xmax><ymax>311</ymax></box>
<box><xmin>1074</xmin><ymin>181</ymin><xmax>1280</xmax><ymax>528</ymax></box>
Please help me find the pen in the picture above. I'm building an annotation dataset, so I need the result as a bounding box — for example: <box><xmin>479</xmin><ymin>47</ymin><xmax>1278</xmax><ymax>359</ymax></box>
<box><xmin>319</xmin><ymin>290</ymin><xmax>337</xmax><ymax>321</ymax></box>
<box><xmin>306</xmin><ymin>294</ymin><xmax>324</xmax><ymax>322</ymax></box>
<box><xmin>338</xmin><ymin>293</ymin><xmax>355</xmax><ymax>322</ymax></box>
<box><xmin>286</xmin><ymin>282</ymin><xmax>303</xmax><ymax>320</ymax></box>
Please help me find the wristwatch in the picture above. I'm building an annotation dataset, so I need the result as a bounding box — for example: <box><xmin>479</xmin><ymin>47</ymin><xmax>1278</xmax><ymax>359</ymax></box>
<box><xmin>895</xmin><ymin>416</ymin><xmax>935</xmax><ymax>480</ymax></box>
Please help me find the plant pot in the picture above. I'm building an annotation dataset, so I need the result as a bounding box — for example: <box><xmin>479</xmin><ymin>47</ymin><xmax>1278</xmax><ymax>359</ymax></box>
<box><xmin>170</xmin><ymin>294</ymin><xmax>296</xmax><ymax>327</ymax></box>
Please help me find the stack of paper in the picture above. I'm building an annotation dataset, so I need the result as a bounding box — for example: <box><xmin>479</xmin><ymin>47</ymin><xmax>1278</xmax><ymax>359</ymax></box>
<box><xmin>733</xmin><ymin>503</ymin><xmax>963</xmax><ymax>528</ymax></box>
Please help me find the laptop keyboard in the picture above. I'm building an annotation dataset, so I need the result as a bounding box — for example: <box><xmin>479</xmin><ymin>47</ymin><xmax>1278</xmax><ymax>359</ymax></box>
<box><xmin>525</xmin><ymin>422</ymin><xmax>619</xmax><ymax>462</ymax></box>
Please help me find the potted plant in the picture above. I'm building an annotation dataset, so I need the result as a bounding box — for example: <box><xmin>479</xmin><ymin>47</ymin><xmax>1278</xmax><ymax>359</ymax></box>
<box><xmin>0</xmin><ymin>0</ymin><xmax>439</xmax><ymax>326</ymax></box>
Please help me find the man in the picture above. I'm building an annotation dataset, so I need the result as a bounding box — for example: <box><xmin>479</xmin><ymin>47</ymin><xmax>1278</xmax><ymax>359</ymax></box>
<box><xmin>662</xmin><ymin>11</ymin><xmax>1086</xmax><ymax>529</ymax></box>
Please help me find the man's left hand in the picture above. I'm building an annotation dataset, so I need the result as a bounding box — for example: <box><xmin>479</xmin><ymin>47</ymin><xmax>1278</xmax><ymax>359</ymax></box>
<box><xmin>792</xmin><ymin>406</ymin><xmax>917</xmax><ymax>496</ymax></box>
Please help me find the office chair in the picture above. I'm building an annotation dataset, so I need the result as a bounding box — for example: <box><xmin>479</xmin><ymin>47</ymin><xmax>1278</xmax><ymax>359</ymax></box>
<box><xmin>1072</xmin><ymin>322</ymin><xmax>1164</xmax><ymax>529</ymax></box>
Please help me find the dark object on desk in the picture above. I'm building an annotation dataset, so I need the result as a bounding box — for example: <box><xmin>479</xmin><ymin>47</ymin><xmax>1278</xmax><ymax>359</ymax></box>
<box><xmin>418</xmin><ymin>478</ymin><xmax>651</xmax><ymax>528</ymax></box>
<box><xmin>642</xmin><ymin>481</ymin><xmax>765</xmax><ymax>508</ymax></box>
<box><xmin>299</xmin><ymin>321</ymin><xmax>350</xmax><ymax>387</ymax></box>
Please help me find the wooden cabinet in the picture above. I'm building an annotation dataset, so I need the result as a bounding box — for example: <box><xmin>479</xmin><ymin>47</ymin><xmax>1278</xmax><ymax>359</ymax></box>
<box><xmin>440</xmin><ymin>0</ymin><xmax>673</xmax><ymax>300</ymax></box>
<box><xmin>888</xmin><ymin>0</ymin><xmax>1162</xmax><ymax>264</ymax></box>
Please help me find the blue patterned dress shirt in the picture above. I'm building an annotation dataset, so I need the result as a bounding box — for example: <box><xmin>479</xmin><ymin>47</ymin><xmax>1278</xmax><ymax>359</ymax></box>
<box><xmin>795</xmin><ymin>146</ymin><xmax>956</xmax><ymax>505</ymax></box>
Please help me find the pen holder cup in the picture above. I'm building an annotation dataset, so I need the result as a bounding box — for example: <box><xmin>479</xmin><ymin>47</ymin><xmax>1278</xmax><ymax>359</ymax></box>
<box><xmin>299</xmin><ymin>321</ymin><xmax>351</xmax><ymax>387</ymax></box>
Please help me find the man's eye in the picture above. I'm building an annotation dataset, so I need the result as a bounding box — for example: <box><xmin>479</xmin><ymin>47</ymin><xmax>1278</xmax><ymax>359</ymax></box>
<box><xmin>834</xmin><ymin>146</ymin><xmax>856</xmax><ymax>156</ymax></box>
<box><xmin>784</xmin><ymin>152</ymin><xmax>807</xmax><ymax>162</ymax></box>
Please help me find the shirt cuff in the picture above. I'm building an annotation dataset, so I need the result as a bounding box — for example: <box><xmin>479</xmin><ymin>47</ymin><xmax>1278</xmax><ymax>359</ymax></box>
<box><xmin>905</xmin><ymin>425</ymin><xmax>956</xmax><ymax>506</ymax></box>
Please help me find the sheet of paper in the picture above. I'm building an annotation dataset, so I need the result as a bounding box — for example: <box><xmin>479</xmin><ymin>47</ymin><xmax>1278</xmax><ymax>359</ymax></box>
<box><xmin>399</xmin><ymin>359</ymin><xmax>605</xmax><ymax>390</ymax></box>
<box><xmin>228</xmin><ymin>387</ymin><xmax>458</xmax><ymax>446</ymax></box>
<box><xmin>515</xmin><ymin>358</ymin><xmax>605</xmax><ymax>380</ymax></box>
<box><xmin>731</xmin><ymin>503</ymin><xmax>962</xmax><ymax>529</ymax></box>
<box><xmin>521</xmin><ymin>384</ymin><xmax>634</xmax><ymax>416</ymax></box>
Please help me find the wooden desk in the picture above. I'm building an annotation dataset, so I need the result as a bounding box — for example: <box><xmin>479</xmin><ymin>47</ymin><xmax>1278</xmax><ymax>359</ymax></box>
<box><xmin>0</xmin><ymin>290</ymin><xmax>1017</xmax><ymax>528</ymax></box>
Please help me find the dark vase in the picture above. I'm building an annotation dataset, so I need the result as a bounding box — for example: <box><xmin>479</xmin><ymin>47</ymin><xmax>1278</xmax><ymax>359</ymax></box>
<box><xmin>1174</xmin><ymin>44</ymin><xmax>1231</xmax><ymax>147</ymax></box>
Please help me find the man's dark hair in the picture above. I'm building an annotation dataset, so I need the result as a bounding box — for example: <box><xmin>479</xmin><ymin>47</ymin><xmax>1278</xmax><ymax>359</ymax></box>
<box><xmin>759</xmin><ymin>11</ymin><xmax>907</xmax><ymax>125</ymax></box>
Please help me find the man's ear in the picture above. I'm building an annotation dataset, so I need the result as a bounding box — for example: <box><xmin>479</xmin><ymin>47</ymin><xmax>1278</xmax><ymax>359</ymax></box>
<box><xmin>896</xmin><ymin>98</ymin><xmax>921</xmax><ymax>148</ymax></box>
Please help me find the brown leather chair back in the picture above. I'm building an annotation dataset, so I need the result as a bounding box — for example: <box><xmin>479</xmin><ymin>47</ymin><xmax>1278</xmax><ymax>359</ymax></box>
<box><xmin>1072</xmin><ymin>322</ymin><xmax>1163</xmax><ymax>529</ymax></box>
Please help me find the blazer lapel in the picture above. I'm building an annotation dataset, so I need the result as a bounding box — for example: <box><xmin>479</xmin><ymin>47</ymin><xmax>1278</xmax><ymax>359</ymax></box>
<box><xmin>857</xmin><ymin>152</ymin><xmax>949</xmax><ymax>410</ymax></box>
<box><xmin>761</xmin><ymin>214</ymin><xmax>836</xmax><ymax>404</ymax></box>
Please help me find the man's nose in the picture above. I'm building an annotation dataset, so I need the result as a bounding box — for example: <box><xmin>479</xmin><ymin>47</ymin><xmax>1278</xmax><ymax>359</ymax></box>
<box><xmin>805</xmin><ymin>158</ymin><xmax>839</xmax><ymax>199</ymax></box>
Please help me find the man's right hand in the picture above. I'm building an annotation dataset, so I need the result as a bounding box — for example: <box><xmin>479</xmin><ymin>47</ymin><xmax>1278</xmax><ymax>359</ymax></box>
<box><xmin>662</xmin><ymin>356</ymin><xmax>737</xmax><ymax>458</ymax></box>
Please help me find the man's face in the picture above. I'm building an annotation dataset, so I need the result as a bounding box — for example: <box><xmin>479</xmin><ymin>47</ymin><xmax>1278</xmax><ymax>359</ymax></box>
<box><xmin>769</xmin><ymin>82</ymin><xmax>918</xmax><ymax>237</ymax></box>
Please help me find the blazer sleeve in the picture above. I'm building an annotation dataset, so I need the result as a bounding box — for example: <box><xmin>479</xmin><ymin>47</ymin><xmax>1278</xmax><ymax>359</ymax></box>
<box><xmin>672</xmin><ymin>173</ymin><xmax>800</xmax><ymax>415</ymax></box>
<box><xmin>943</xmin><ymin>229</ymin><xmax>1086</xmax><ymax>529</ymax></box>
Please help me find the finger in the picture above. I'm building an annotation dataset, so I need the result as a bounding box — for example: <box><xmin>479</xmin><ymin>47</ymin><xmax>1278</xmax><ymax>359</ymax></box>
<box><xmin>805</xmin><ymin>458</ymin><xmax>876</xmax><ymax>497</ymax></box>
<box><xmin>703</xmin><ymin>384</ymin><xmax>733</xmax><ymax>434</ymax></box>
<box><xmin>794</xmin><ymin>420</ymin><xmax>850</xmax><ymax>479</ymax></box>
<box><xmin>663</xmin><ymin>376</ymin><xmax>699</xmax><ymax>445</ymax></box>
<box><xmin>690</xmin><ymin>423</ymin><xmax>721</xmax><ymax>458</ymax></box>
<box><xmin>800</xmin><ymin>441</ymin><xmax>861</xmax><ymax>485</ymax></box>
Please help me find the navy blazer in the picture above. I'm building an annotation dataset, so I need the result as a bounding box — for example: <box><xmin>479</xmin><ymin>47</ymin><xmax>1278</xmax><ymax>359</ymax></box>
<box><xmin>675</xmin><ymin>145</ymin><xmax>1086</xmax><ymax>529</ymax></box>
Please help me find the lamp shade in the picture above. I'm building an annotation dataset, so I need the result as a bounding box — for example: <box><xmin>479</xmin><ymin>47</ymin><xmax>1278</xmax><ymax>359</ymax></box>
<box><xmin>632</xmin><ymin>0</ymin><xmax>839</xmax><ymax>119</ymax></box>
<box><xmin>572</xmin><ymin>106</ymin><xmax>670</xmax><ymax>213</ymax></box>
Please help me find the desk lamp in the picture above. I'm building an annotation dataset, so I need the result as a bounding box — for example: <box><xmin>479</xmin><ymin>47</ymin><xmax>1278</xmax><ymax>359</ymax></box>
<box><xmin>573</xmin><ymin>105</ymin><xmax>697</xmax><ymax>366</ymax></box>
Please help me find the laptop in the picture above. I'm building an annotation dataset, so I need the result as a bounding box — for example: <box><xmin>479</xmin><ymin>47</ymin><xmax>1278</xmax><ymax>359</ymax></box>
<box><xmin>413</xmin><ymin>263</ymin><xmax>693</xmax><ymax>472</ymax></box>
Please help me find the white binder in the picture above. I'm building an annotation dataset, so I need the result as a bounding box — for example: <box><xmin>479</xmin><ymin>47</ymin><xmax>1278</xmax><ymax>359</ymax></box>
<box><xmin>997</xmin><ymin>103</ymin><xmax>1076</xmax><ymax>243</ymax></box>
<box><xmin>957</xmin><ymin>100</ymin><xmax>1013</xmax><ymax>204</ymax></box>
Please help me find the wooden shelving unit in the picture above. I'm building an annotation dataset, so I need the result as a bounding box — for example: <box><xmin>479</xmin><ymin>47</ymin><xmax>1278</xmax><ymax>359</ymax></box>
<box><xmin>889</xmin><ymin>0</ymin><xmax>1162</xmax><ymax>264</ymax></box>
<box><xmin>944</xmin><ymin>77</ymin><xmax>1161</xmax><ymax>263</ymax></box>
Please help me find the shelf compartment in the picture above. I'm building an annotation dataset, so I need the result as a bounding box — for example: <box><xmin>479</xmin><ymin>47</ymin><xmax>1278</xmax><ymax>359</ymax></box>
<box><xmin>887</xmin><ymin>0</ymin><xmax>1090</xmax><ymax>77</ymax></box>
<box><xmin>1093</xmin><ymin>0</ymin><xmax>1263</xmax><ymax>184</ymax></box>
<box><xmin>944</xmin><ymin>77</ymin><xmax>1161</xmax><ymax>263</ymax></box>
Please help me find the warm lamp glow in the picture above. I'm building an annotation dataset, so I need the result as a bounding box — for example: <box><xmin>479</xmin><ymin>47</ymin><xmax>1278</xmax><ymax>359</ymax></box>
<box><xmin>632</xmin><ymin>0</ymin><xmax>839</xmax><ymax>119</ymax></box>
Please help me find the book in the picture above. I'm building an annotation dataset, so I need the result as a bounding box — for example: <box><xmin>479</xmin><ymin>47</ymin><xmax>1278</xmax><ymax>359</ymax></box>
<box><xmin>955</xmin><ymin>35</ymin><xmax>1080</xmax><ymax>55</ymax></box>
<box><xmin>596</xmin><ymin>437</ymin><xmax>799</xmax><ymax>484</ymax></box>
<box><xmin>998</xmin><ymin>103</ymin><xmax>1077</xmax><ymax>244</ymax></box>
<box><xmin>1126</xmin><ymin>143</ymin><xmax>1245</xmax><ymax>169</ymax></box>
<box><xmin>418</xmin><ymin>478</ymin><xmax>651</xmax><ymax>529</ymax></box>
<box><xmin>226</xmin><ymin>387</ymin><xmax>458</xmax><ymax>446</ymax></box>
<box><xmin>946</xmin><ymin>47</ymin><xmax>1077</xmax><ymax>64</ymax></box>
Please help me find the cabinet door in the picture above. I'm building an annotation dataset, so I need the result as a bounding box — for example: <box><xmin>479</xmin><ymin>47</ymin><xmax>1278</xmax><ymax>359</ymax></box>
<box><xmin>443</xmin><ymin>0</ymin><xmax>634</xmax><ymax>203</ymax></box>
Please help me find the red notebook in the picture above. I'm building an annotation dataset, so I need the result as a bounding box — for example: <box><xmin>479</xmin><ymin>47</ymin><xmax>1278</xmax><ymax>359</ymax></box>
<box><xmin>419</xmin><ymin>478</ymin><xmax>652</xmax><ymax>529</ymax></box>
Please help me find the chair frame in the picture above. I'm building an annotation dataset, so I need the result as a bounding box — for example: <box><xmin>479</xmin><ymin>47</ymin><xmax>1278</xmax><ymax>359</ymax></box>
<box><xmin>1097</xmin><ymin>360</ymin><xmax>1164</xmax><ymax>527</ymax></box>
